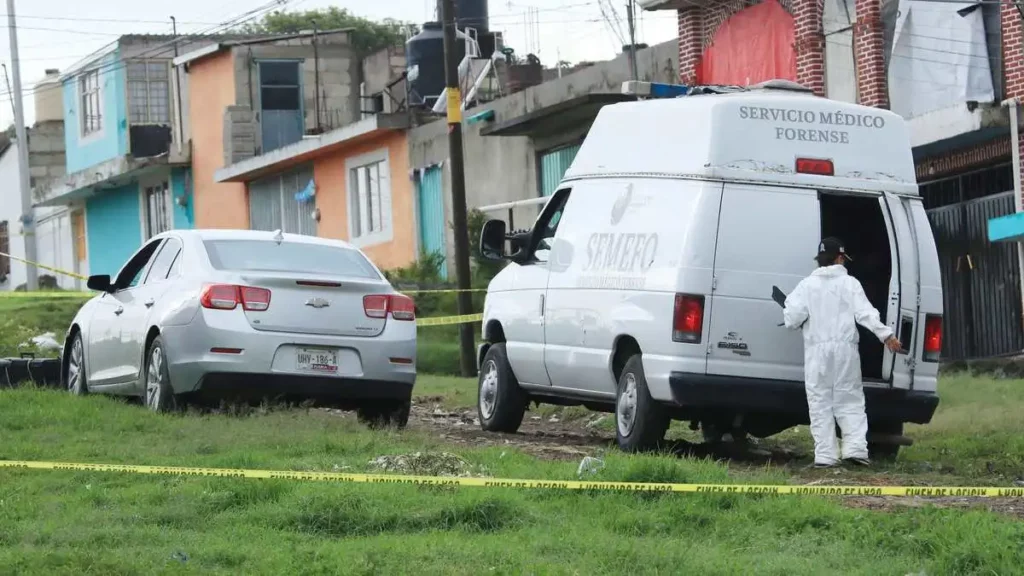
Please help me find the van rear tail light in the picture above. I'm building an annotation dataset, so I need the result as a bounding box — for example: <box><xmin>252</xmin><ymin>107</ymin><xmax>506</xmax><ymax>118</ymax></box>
<box><xmin>795</xmin><ymin>158</ymin><xmax>834</xmax><ymax>176</ymax></box>
<box><xmin>673</xmin><ymin>294</ymin><xmax>705</xmax><ymax>343</ymax></box>
<box><xmin>363</xmin><ymin>294</ymin><xmax>417</xmax><ymax>321</ymax></box>
<box><xmin>923</xmin><ymin>314</ymin><xmax>942</xmax><ymax>362</ymax></box>
<box><xmin>200</xmin><ymin>284</ymin><xmax>272</xmax><ymax>312</ymax></box>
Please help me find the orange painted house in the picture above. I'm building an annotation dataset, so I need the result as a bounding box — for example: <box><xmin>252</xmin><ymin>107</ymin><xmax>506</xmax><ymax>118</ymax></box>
<box><xmin>173</xmin><ymin>33</ymin><xmax>420</xmax><ymax>270</ymax></box>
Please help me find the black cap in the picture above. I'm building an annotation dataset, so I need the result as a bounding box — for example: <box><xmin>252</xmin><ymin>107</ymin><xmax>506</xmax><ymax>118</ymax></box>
<box><xmin>817</xmin><ymin>237</ymin><xmax>853</xmax><ymax>262</ymax></box>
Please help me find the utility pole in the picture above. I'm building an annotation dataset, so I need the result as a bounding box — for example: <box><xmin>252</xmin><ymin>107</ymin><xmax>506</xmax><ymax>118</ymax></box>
<box><xmin>626</xmin><ymin>0</ymin><xmax>639</xmax><ymax>82</ymax></box>
<box><xmin>440</xmin><ymin>0</ymin><xmax>477</xmax><ymax>378</ymax></box>
<box><xmin>7</xmin><ymin>0</ymin><xmax>37</xmax><ymax>290</ymax></box>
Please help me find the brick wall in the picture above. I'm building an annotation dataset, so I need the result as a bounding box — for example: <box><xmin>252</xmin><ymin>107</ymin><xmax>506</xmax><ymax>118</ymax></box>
<box><xmin>1002</xmin><ymin>3</ymin><xmax>1024</xmax><ymax>198</ymax></box>
<box><xmin>677</xmin><ymin>9</ymin><xmax>703</xmax><ymax>84</ymax></box>
<box><xmin>915</xmin><ymin>138</ymin><xmax>1010</xmax><ymax>181</ymax></box>
<box><xmin>854</xmin><ymin>0</ymin><xmax>888</xmax><ymax>108</ymax></box>
<box><xmin>792</xmin><ymin>0</ymin><xmax>825</xmax><ymax>96</ymax></box>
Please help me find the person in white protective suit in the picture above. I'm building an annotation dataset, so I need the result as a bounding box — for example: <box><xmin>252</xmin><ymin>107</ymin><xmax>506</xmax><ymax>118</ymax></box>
<box><xmin>783</xmin><ymin>237</ymin><xmax>902</xmax><ymax>468</ymax></box>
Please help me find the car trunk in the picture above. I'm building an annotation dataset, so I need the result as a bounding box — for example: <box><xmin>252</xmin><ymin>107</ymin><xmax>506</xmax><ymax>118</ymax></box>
<box><xmin>239</xmin><ymin>272</ymin><xmax>389</xmax><ymax>338</ymax></box>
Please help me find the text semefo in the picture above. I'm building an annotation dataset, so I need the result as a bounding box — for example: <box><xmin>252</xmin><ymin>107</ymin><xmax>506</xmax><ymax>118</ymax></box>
<box><xmin>739</xmin><ymin>105</ymin><xmax>886</xmax><ymax>144</ymax></box>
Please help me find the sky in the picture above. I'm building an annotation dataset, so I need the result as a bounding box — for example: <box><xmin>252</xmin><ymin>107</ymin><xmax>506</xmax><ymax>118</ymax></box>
<box><xmin>0</xmin><ymin>0</ymin><xmax>679</xmax><ymax>128</ymax></box>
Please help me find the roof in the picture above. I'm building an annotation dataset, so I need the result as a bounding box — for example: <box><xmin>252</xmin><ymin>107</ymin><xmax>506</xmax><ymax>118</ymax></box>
<box><xmin>173</xmin><ymin>28</ymin><xmax>354</xmax><ymax>69</ymax></box>
<box><xmin>562</xmin><ymin>89</ymin><xmax>920</xmax><ymax>195</ymax></box>
<box><xmin>215</xmin><ymin>113</ymin><xmax>409</xmax><ymax>183</ymax></box>
<box><xmin>480</xmin><ymin>93</ymin><xmax>637</xmax><ymax>138</ymax></box>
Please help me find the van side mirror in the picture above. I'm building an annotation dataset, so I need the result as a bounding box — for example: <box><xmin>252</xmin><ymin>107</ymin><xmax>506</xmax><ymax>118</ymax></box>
<box><xmin>479</xmin><ymin>219</ymin><xmax>507</xmax><ymax>262</ymax></box>
<box><xmin>87</xmin><ymin>274</ymin><xmax>113</xmax><ymax>293</ymax></box>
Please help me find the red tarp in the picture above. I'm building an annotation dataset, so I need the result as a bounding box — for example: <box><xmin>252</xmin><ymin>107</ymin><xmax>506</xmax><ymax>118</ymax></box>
<box><xmin>698</xmin><ymin>0</ymin><xmax>797</xmax><ymax>86</ymax></box>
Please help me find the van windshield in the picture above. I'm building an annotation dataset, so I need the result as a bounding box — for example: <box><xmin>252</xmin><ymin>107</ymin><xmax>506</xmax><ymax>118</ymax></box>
<box><xmin>203</xmin><ymin>239</ymin><xmax>380</xmax><ymax>279</ymax></box>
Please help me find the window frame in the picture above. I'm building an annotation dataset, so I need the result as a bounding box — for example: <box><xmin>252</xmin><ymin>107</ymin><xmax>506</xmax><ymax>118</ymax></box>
<box><xmin>527</xmin><ymin>188</ymin><xmax>571</xmax><ymax>265</ymax></box>
<box><xmin>141</xmin><ymin>179</ymin><xmax>172</xmax><ymax>240</ymax></box>
<box><xmin>143</xmin><ymin>236</ymin><xmax>182</xmax><ymax>284</ymax></box>
<box><xmin>345</xmin><ymin>148</ymin><xmax>393</xmax><ymax>249</ymax></box>
<box><xmin>126</xmin><ymin>59</ymin><xmax>171</xmax><ymax>125</ymax></box>
<box><xmin>113</xmin><ymin>239</ymin><xmax>164</xmax><ymax>292</ymax></box>
<box><xmin>79</xmin><ymin>68</ymin><xmax>103</xmax><ymax>139</ymax></box>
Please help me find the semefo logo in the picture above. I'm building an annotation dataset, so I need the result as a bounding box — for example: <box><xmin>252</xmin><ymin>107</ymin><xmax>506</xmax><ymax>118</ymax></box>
<box><xmin>610</xmin><ymin>184</ymin><xmax>633</xmax><ymax>226</ymax></box>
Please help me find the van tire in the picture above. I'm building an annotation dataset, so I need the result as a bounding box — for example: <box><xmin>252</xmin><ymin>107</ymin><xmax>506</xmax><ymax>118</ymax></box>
<box><xmin>868</xmin><ymin>421</ymin><xmax>903</xmax><ymax>461</ymax></box>
<box><xmin>615</xmin><ymin>355</ymin><xmax>669</xmax><ymax>452</ymax></box>
<box><xmin>477</xmin><ymin>344</ymin><xmax>526</xmax><ymax>433</ymax></box>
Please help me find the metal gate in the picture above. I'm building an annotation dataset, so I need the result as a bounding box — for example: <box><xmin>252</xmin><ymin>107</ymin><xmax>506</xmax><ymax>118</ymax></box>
<box><xmin>922</xmin><ymin>163</ymin><xmax>1024</xmax><ymax>360</ymax></box>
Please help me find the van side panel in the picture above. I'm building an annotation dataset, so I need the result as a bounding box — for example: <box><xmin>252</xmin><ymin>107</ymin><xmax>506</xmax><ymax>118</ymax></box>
<box><xmin>542</xmin><ymin>178</ymin><xmax>719</xmax><ymax>402</ymax></box>
<box><xmin>706</xmin><ymin>184</ymin><xmax>821</xmax><ymax>383</ymax></box>
<box><xmin>907</xmin><ymin>199</ymin><xmax>942</xmax><ymax>393</ymax></box>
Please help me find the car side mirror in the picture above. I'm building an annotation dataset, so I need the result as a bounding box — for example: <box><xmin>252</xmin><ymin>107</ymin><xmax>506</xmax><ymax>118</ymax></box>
<box><xmin>480</xmin><ymin>219</ymin><xmax>507</xmax><ymax>262</ymax></box>
<box><xmin>87</xmin><ymin>274</ymin><xmax>113</xmax><ymax>293</ymax></box>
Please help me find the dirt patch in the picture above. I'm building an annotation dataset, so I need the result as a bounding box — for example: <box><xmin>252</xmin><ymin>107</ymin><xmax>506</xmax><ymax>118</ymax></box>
<box><xmin>844</xmin><ymin>495</ymin><xmax>1024</xmax><ymax>520</ymax></box>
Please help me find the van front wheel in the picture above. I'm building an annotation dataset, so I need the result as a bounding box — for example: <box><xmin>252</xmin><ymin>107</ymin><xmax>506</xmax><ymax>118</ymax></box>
<box><xmin>477</xmin><ymin>344</ymin><xmax>526</xmax><ymax>433</ymax></box>
<box><xmin>615</xmin><ymin>355</ymin><xmax>669</xmax><ymax>452</ymax></box>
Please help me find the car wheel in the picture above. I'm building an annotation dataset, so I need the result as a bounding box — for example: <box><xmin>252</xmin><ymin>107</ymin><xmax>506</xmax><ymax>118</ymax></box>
<box><xmin>144</xmin><ymin>336</ymin><xmax>178</xmax><ymax>413</ymax></box>
<box><xmin>65</xmin><ymin>332</ymin><xmax>88</xmax><ymax>396</ymax></box>
<box><xmin>868</xmin><ymin>420</ymin><xmax>903</xmax><ymax>461</ymax></box>
<box><xmin>477</xmin><ymin>343</ymin><xmax>526</xmax><ymax>433</ymax></box>
<box><xmin>615</xmin><ymin>355</ymin><xmax>669</xmax><ymax>452</ymax></box>
<box><xmin>357</xmin><ymin>398</ymin><xmax>411</xmax><ymax>429</ymax></box>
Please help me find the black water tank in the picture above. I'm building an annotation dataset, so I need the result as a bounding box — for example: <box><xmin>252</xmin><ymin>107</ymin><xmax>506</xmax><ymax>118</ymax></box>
<box><xmin>455</xmin><ymin>0</ymin><xmax>489</xmax><ymax>34</ymax></box>
<box><xmin>406</xmin><ymin>22</ymin><xmax>468</xmax><ymax>106</ymax></box>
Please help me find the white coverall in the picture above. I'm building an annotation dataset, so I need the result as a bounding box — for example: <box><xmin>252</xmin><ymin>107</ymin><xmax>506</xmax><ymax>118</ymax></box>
<box><xmin>783</xmin><ymin>264</ymin><xmax>894</xmax><ymax>465</ymax></box>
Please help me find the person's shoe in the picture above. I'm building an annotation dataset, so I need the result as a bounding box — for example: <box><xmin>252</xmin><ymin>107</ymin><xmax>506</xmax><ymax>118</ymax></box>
<box><xmin>844</xmin><ymin>457</ymin><xmax>871</xmax><ymax>467</ymax></box>
<box><xmin>813</xmin><ymin>461</ymin><xmax>838</xmax><ymax>469</ymax></box>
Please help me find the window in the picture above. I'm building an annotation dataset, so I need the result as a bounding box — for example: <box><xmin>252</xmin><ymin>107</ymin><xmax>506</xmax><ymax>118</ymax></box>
<box><xmin>114</xmin><ymin>240</ymin><xmax>163</xmax><ymax>291</ymax></box>
<box><xmin>347</xmin><ymin>150</ymin><xmax>392</xmax><ymax>247</ymax></box>
<box><xmin>127</xmin><ymin>61</ymin><xmax>170</xmax><ymax>124</ymax></box>
<box><xmin>204</xmin><ymin>240</ymin><xmax>380</xmax><ymax>279</ymax></box>
<box><xmin>143</xmin><ymin>237</ymin><xmax>182</xmax><ymax>283</ymax></box>
<box><xmin>0</xmin><ymin>220</ymin><xmax>9</xmax><ymax>281</ymax></box>
<box><xmin>248</xmin><ymin>167</ymin><xmax>317</xmax><ymax>236</ymax></box>
<box><xmin>144</xmin><ymin>182</ymin><xmax>171</xmax><ymax>239</ymax></box>
<box><xmin>259</xmin><ymin>61</ymin><xmax>301</xmax><ymax>111</ymax></box>
<box><xmin>80</xmin><ymin>69</ymin><xmax>102</xmax><ymax>136</ymax></box>
<box><xmin>533</xmin><ymin>189</ymin><xmax>570</xmax><ymax>264</ymax></box>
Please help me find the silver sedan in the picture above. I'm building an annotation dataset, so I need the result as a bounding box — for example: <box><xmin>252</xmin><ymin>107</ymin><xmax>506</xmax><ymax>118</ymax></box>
<box><xmin>61</xmin><ymin>229</ymin><xmax>417</xmax><ymax>426</ymax></box>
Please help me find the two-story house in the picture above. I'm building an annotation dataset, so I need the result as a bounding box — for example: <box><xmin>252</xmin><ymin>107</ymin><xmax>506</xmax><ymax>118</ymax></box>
<box><xmin>32</xmin><ymin>35</ymin><xmax>232</xmax><ymax>277</ymax></box>
<box><xmin>174</xmin><ymin>30</ymin><xmax>421</xmax><ymax>270</ymax></box>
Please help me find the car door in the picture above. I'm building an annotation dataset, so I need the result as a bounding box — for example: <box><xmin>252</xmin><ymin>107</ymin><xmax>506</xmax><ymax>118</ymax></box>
<box><xmin>502</xmin><ymin>189</ymin><xmax>570</xmax><ymax>387</ymax></box>
<box><xmin>94</xmin><ymin>239</ymin><xmax>165</xmax><ymax>386</ymax></box>
<box><xmin>125</xmin><ymin>237</ymin><xmax>184</xmax><ymax>392</ymax></box>
<box><xmin>706</xmin><ymin>184</ymin><xmax>821</xmax><ymax>383</ymax></box>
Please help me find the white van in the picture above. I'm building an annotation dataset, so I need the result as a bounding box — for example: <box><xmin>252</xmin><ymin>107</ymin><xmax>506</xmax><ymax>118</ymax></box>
<box><xmin>476</xmin><ymin>80</ymin><xmax>943</xmax><ymax>457</ymax></box>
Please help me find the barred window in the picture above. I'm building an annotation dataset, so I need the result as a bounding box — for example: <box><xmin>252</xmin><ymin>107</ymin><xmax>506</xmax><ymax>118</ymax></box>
<box><xmin>80</xmin><ymin>70</ymin><xmax>101</xmax><ymax>135</ymax></box>
<box><xmin>127</xmin><ymin>61</ymin><xmax>170</xmax><ymax>124</ymax></box>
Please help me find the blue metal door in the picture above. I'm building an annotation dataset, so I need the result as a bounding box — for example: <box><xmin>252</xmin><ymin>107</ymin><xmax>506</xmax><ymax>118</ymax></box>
<box><xmin>258</xmin><ymin>61</ymin><xmax>304</xmax><ymax>153</ymax></box>
<box><xmin>416</xmin><ymin>165</ymin><xmax>447</xmax><ymax>278</ymax></box>
<box><xmin>538</xmin><ymin>143</ymin><xmax>582</xmax><ymax>197</ymax></box>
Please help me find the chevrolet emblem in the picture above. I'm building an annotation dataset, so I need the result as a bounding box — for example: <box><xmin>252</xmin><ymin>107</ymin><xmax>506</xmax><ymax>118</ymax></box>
<box><xmin>305</xmin><ymin>297</ymin><xmax>331</xmax><ymax>309</ymax></box>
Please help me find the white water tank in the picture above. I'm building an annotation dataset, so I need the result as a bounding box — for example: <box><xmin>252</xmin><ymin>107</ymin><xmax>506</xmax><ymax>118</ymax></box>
<box><xmin>33</xmin><ymin>69</ymin><xmax>62</xmax><ymax>124</ymax></box>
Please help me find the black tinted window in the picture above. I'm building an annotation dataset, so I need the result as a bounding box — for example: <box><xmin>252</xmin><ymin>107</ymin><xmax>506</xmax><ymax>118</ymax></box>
<box><xmin>204</xmin><ymin>240</ymin><xmax>380</xmax><ymax>279</ymax></box>
<box><xmin>144</xmin><ymin>238</ymin><xmax>182</xmax><ymax>283</ymax></box>
<box><xmin>115</xmin><ymin>240</ymin><xmax>164</xmax><ymax>289</ymax></box>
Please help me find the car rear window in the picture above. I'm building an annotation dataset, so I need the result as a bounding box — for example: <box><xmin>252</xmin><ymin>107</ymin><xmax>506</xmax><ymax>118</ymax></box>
<box><xmin>203</xmin><ymin>240</ymin><xmax>381</xmax><ymax>279</ymax></box>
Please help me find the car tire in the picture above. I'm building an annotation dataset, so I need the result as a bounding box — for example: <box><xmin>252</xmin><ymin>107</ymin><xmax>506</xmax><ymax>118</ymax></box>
<box><xmin>868</xmin><ymin>420</ymin><xmax>903</xmax><ymax>461</ymax></box>
<box><xmin>64</xmin><ymin>332</ymin><xmax>88</xmax><ymax>396</ymax></box>
<box><xmin>615</xmin><ymin>355</ymin><xmax>669</xmax><ymax>453</ymax></box>
<box><xmin>357</xmin><ymin>398</ymin><xmax>411</xmax><ymax>429</ymax></box>
<box><xmin>477</xmin><ymin>343</ymin><xmax>527</xmax><ymax>433</ymax></box>
<box><xmin>144</xmin><ymin>336</ymin><xmax>179</xmax><ymax>413</ymax></box>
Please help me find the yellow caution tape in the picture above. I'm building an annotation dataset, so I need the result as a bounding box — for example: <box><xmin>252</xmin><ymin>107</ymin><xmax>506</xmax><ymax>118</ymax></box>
<box><xmin>0</xmin><ymin>459</ymin><xmax>1018</xmax><ymax>498</ymax></box>
<box><xmin>417</xmin><ymin>313</ymin><xmax>484</xmax><ymax>327</ymax></box>
<box><xmin>0</xmin><ymin>291</ymin><xmax>92</xmax><ymax>299</ymax></box>
<box><xmin>0</xmin><ymin>252</ymin><xmax>88</xmax><ymax>281</ymax></box>
<box><xmin>401</xmin><ymin>287</ymin><xmax>487</xmax><ymax>294</ymax></box>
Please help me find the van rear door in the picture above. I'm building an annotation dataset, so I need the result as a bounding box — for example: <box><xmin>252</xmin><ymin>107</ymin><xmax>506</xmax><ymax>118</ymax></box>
<box><xmin>880</xmin><ymin>194</ymin><xmax>920</xmax><ymax>390</ymax></box>
<box><xmin>706</xmin><ymin>184</ymin><xmax>820</xmax><ymax>383</ymax></box>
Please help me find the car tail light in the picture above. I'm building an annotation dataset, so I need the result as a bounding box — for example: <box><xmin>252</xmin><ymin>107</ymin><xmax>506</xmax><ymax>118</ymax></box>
<box><xmin>673</xmin><ymin>294</ymin><xmax>705</xmax><ymax>343</ymax></box>
<box><xmin>363</xmin><ymin>294</ymin><xmax>416</xmax><ymax>321</ymax></box>
<box><xmin>923</xmin><ymin>314</ymin><xmax>942</xmax><ymax>362</ymax></box>
<box><xmin>796</xmin><ymin>158</ymin><xmax>834</xmax><ymax>176</ymax></box>
<box><xmin>200</xmin><ymin>284</ymin><xmax>272</xmax><ymax>312</ymax></box>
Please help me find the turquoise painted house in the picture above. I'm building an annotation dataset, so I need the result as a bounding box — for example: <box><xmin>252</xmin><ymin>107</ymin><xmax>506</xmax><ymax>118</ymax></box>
<box><xmin>35</xmin><ymin>35</ymin><xmax>202</xmax><ymax>278</ymax></box>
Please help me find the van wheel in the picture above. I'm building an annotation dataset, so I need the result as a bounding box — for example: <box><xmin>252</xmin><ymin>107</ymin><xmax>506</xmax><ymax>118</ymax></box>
<box><xmin>868</xmin><ymin>421</ymin><xmax>903</xmax><ymax>461</ymax></box>
<box><xmin>615</xmin><ymin>355</ymin><xmax>669</xmax><ymax>452</ymax></box>
<box><xmin>477</xmin><ymin>343</ymin><xmax>526</xmax><ymax>433</ymax></box>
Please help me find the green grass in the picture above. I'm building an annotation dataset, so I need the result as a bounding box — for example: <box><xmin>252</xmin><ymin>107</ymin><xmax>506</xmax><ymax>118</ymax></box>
<box><xmin>1</xmin><ymin>388</ymin><xmax>1023</xmax><ymax>575</ymax></box>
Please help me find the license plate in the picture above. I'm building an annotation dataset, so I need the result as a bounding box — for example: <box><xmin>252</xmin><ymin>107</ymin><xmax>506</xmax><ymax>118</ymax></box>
<box><xmin>296</xmin><ymin>348</ymin><xmax>338</xmax><ymax>373</ymax></box>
